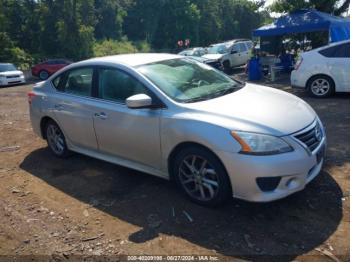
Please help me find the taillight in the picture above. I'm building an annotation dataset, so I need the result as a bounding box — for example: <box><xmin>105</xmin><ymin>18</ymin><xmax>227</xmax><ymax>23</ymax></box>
<box><xmin>294</xmin><ymin>57</ymin><xmax>303</xmax><ymax>70</ymax></box>
<box><xmin>28</xmin><ymin>91</ymin><xmax>36</xmax><ymax>104</ymax></box>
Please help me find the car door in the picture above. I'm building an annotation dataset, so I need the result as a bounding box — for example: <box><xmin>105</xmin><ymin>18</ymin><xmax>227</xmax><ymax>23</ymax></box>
<box><xmin>46</xmin><ymin>60</ymin><xmax>59</xmax><ymax>75</ymax></box>
<box><xmin>229</xmin><ymin>44</ymin><xmax>241</xmax><ymax>67</ymax></box>
<box><xmin>322</xmin><ymin>42</ymin><xmax>350</xmax><ymax>92</ymax></box>
<box><xmin>238</xmin><ymin>42</ymin><xmax>249</xmax><ymax>64</ymax></box>
<box><xmin>91</xmin><ymin>66</ymin><xmax>162</xmax><ymax>169</ymax></box>
<box><xmin>51</xmin><ymin>67</ymin><xmax>98</xmax><ymax>150</ymax></box>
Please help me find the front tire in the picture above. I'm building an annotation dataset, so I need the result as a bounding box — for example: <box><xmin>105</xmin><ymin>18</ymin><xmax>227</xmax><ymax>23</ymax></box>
<box><xmin>307</xmin><ymin>75</ymin><xmax>335</xmax><ymax>98</ymax></box>
<box><xmin>172</xmin><ymin>146</ymin><xmax>232</xmax><ymax>207</ymax></box>
<box><xmin>223</xmin><ymin>60</ymin><xmax>232</xmax><ymax>74</ymax></box>
<box><xmin>45</xmin><ymin>120</ymin><xmax>70</xmax><ymax>158</ymax></box>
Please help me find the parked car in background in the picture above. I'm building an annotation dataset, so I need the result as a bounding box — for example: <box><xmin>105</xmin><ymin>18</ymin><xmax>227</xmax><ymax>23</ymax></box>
<box><xmin>291</xmin><ymin>39</ymin><xmax>350</xmax><ymax>97</ymax></box>
<box><xmin>186</xmin><ymin>56</ymin><xmax>223</xmax><ymax>71</ymax></box>
<box><xmin>32</xmin><ymin>59</ymin><xmax>72</xmax><ymax>80</ymax></box>
<box><xmin>28</xmin><ymin>54</ymin><xmax>326</xmax><ymax>206</ymax></box>
<box><xmin>203</xmin><ymin>39</ymin><xmax>253</xmax><ymax>72</ymax></box>
<box><xmin>0</xmin><ymin>63</ymin><xmax>25</xmax><ymax>86</ymax></box>
<box><xmin>178</xmin><ymin>48</ymin><xmax>206</xmax><ymax>57</ymax></box>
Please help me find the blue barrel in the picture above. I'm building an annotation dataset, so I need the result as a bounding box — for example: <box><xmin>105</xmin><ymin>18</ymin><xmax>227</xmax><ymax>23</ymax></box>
<box><xmin>248</xmin><ymin>58</ymin><xmax>261</xmax><ymax>81</ymax></box>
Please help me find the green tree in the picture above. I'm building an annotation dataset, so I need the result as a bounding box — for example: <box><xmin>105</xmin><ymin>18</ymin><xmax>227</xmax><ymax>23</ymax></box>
<box><xmin>270</xmin><ymin>0</ymin><xmax>350</xmax><ymax>15</ymax></box>
<box><xmin>94</xmin><ymin>0</ymin><xmax>126</xmax><ymax>40</ymax></box>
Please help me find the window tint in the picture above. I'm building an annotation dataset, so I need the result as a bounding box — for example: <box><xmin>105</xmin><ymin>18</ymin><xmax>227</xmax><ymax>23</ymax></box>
<box><xmin>246</xmin><ymin>42</ymin><xmax>253</xmax><ymax>49</ymax></box>
<box><xmin>199</xmin><ymin>49</ymin><xmax>206</xmax><ymax>56</ymax></box>
<box><xmin>98</xmin><ymin>68</ymin><xmax>148</xmax><ymax>103</ymax></box>
<box><xmin>64</xmin><ymin>68</ymin><xmax>93</xmax><ymax>96</ymax></box>
<box><xmin>319</xmin><ymin>43</ymin><xmax>350</xmax><ymax>58</ymax></box>
<box><xmin>52</xmin><ymin>75</ymin><xmax>62</xmax><ymax>88</ymax></box>
<box><xmin>238</xmin><ymin>43</ymin><xmax>248</xmax><ymax>52</ymax></box>
<box><xmin>231</xmin><ymin>44</ymin><xmax>239</xmax><ymax>53</ymax></box>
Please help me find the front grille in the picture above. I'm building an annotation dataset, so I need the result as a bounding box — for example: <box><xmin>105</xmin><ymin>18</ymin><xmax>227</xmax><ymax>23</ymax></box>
<box><xmin>294</xmin><ymin>122</ymin><xmax>323</xmax><ymax>152</ymax></box>
<box><xmin>6</xmin><ymin>75</ymin><xmax>20</xmax><ymax>79</ymax></box>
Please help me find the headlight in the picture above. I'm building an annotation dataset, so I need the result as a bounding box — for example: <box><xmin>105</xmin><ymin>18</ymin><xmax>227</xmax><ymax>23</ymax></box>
<box><xmin>231</xmin><ymin>131</ymin><xmax>293</xmax><ymax>155</ymax></box>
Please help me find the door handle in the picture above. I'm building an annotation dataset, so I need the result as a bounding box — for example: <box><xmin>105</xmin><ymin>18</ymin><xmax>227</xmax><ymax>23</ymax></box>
<box><xmin>94</xmin><ymin>112</ymin><xmax>108</xmax><ymax>120</ymax></box>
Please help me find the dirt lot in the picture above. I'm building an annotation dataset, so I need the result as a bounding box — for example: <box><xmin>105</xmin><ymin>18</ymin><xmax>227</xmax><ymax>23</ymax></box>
<box><xmin>0</xmin><ymin>78</ymin><xmax>350</xmax><ymax>261</ymax></box>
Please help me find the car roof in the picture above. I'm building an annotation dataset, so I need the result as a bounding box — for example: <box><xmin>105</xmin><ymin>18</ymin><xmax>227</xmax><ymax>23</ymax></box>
<box><xmin>83</xmin><ymin>53</ymin><xmax>182</xmax><ymax>67</ymax></box>
<box><xmin>210</xmin><ymin>39</ymin><xmax>252</xmax><ymax>46</ymax></box>
<box><xmin>302</xmin><ymin>39</ymin><xmax>350</xmax><ymax>55</ymax></box>
<box><xmin>315</xmin><ymin>39</ymin><xmax>350</xmax><ymax>51</ymax></box>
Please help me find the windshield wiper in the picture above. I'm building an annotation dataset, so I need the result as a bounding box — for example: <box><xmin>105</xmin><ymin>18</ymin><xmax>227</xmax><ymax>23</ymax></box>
<box><xmin>182</xmin><ymin>85</ymin><xmax>239</xmax><ymax>103</ymax></box>
<box><xmin>208</xmin><ymin>85</ymin><xmax>238</xmax><ymax>98</ymax></box>
<box><xmin>183</xmin><ymin>96</ymin><xmax>212</xmax><ymax>103</ymax></box>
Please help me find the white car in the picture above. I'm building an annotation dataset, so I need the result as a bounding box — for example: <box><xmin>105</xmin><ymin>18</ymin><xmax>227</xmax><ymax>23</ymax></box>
<box><xmin>291</xmin><ymin>40</ymin><xmax>350</xmax><ymax>97</ymax></box>
<box><xmin>178</xmin><ymin>48</ymin><xmax>206</xmax><ymax>57</ymax></box>
<box><xmin>203</xmin><ymin>40</ymin><xmax>253</xmax><ymax>72</ymax></box>
<box><xmin>0</xmin><ymin>63</ymin><xmax>26</xmax><ymax>86</ymax></box>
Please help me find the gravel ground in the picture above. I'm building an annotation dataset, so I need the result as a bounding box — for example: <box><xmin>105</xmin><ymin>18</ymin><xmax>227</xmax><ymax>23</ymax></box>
<box><xmin>0</xmin><ymin>76</ymin><xmax>349</xmax><ymax>261</ymax></box>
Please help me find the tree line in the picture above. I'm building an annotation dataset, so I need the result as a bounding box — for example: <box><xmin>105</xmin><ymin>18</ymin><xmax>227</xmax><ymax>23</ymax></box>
<box><xmin>0</xmin><ymin>0</ymin><xmax>270</xmax><ymax>67</ymax></box>
<box><xmin>0</xmin><ymin>0</ymin><xmax>349</xmax><ymax>68</ymax></box>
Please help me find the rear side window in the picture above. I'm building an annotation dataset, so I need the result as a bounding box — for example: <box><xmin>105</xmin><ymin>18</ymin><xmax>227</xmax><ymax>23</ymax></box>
<box><xmin>52</xmin><ymin>75</ymin><xmax>62</xmax><ymax>88</ymax></box>
<box><xmin>52</xmin><ymin>67</ymin><xmax>93</xmax><ymax>96</ymax></box>
<box><xmin>246</xmin><ymin>42</ymin><xmax>253</xmax><ymax>49</ymax></box>
<box><xmin>63</xmin><ymin>68</ymin><xmax>93</xmax><ymax>96</ymax></box>
<box><xmin>238</xmin><ymin>43</ymin><xmax>248</xmax><ymax>52</ymax></box>
<box><xmin>98</xmin><ymin>68</ymin><xmax>148</xmax><ymax>103</ymax></box>
<box><xmin>319</xmin><ymin>43</ymin><xmax>350</xmax><ymax>58</ymax></box>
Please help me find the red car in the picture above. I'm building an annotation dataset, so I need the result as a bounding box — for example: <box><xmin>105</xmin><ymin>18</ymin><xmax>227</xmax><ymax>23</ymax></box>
<box><xmin>31</xmin><ymin>59</ymin><xmax>71</xmax><ymax>80</ymax></box>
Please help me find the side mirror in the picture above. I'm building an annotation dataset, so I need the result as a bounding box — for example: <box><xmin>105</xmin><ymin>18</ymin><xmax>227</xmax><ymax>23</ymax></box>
<box><xmin>126</xmin><ymin>94</ymin><xmax>153</xmax><ymax>109</ymax></box>
<box><xmin>231</xmin><ymin>50</ymin><xmax>238</xmax><ymax>54</ymax></box>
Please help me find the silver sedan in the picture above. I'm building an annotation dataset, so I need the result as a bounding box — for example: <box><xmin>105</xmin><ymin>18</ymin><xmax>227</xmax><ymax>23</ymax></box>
<box><xmin>28</xmin><ymin>54</ymin><xmax>326</xmax><ymax>206</ymax></box>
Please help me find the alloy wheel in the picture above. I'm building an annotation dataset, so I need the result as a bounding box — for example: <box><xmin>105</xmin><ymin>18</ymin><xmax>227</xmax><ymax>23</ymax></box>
<box><xmin>46</xmin><ymin>124</ymin><xmax>65</xmax><ymax>155</ymax></box>
<box><xmin>310</xmin><ymin>78</ymin><xmax>330</xmax><ymax>96</ymax></box>
<box><xmin>178</xmin><ymin>155</ymin><xmax>219</xmax><ymax>201</ymax></box>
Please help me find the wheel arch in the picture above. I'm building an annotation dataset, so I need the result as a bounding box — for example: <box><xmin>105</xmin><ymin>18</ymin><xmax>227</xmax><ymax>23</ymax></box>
<box><xmin>306</xmin><ymin>74</ymin><xmax>336</xmax><ymax>90</ymax></box>
<box><xmin>40</xmin><ymin>116</ymin><xmax>56</xmax><ymax>139</ymax></box>
<box><xmin>222</xmin><ymin>60</ymin><xmax>231</xmax><ymax>67</ymax></box>
<box><xmin>167</xmin><ymin>141</ymin><xmax>229</xmax><ymax>182</ymax></box>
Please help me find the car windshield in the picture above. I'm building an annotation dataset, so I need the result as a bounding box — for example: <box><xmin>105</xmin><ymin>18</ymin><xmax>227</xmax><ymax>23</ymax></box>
<box><xmin>179</xmin><ymin>50</ymin><xmax>194</xmax><ymax>56</ymax></box>
<box><xmin>137</xmin><ymin>58</ymin><xmax>243</xmax><ymax>103</ymax></box>
<box><xmin>0</xmin><ymin>64</ymin><xmax>17</xmax><ymax>72</ymax></box>
<box><xmin>207</xmin><ymin>44</ymin><xmax>228</xmax><ymax>54</ymax></box>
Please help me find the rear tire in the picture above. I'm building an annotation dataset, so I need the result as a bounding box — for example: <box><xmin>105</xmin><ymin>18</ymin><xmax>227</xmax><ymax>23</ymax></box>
<box><xmin>45</xmin><ymin>120</ymin><xmax>70</xmax><ymax>158</ymax></box>
<box><xmin>39</xmin><ymin>70</ymin><xmax>49</xmax><ymax>80</ymax></box>
<box><xmin>172</xmin><ymin>146</ymin><xmax>232</xmax><ymax>207</ymax></box>
<box><xmin>307</xmin><ymin>75</ymin><xmax>335</xmax><ymax>98</ymax></box>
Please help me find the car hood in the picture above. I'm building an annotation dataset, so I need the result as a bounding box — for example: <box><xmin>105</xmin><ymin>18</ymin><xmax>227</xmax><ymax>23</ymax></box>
<box><xmin>182</xmin><ymin>83</ymin><xmax>316</xmax><ymax>136</ymax></box>
<box><xmin>0</xmin><ymin>70</ymin><xmax>23</xmax><ymax>77</ymax></box>
<box><xmin>202</xmin><ymin>54</ymin><xmax>225</xmax><ymax>60</ymax></box>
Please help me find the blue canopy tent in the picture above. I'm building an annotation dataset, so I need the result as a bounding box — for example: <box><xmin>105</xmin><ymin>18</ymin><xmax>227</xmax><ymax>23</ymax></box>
<box><xmin>253</xmin><ymin>9</ymin><xmax>350</xmax><ymax>43</ymax></box>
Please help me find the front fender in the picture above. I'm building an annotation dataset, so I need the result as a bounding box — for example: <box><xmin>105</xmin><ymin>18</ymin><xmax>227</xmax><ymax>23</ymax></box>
<box><xmin>160</xmin><ymin>117</ymin><xmax>241</xmax><ymax>171</ymax></box>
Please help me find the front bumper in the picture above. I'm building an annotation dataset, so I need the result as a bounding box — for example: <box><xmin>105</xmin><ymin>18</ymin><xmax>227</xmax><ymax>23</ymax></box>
<box><xmin>217</xmin><ymin>131</ymin><xmax>326</xmax><ymax>202</ymax></box>
<box><xmin>0</xmin><ymin>76</ymin><xmax>26</xmax><ymax>86</ymax></box>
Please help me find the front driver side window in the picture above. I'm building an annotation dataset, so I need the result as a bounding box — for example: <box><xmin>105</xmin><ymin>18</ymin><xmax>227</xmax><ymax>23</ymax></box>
<box><xmin>231</xmin><ymin>44</ymin><xmax>239</xmax><ymax>53</ymax></box>
<box><xmin>98</xmin><ymin>68</ymin><xmax>148</xmax><ymax>103</ymax></box>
